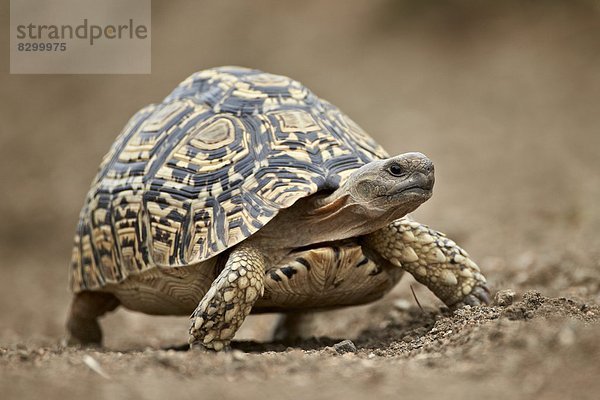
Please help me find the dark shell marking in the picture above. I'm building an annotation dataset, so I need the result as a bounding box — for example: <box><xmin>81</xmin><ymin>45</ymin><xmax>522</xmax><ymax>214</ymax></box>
<box><xmin>71</xmin><ymin>66</ymin><xmax>387</xmax><ymax>292</ymax></box>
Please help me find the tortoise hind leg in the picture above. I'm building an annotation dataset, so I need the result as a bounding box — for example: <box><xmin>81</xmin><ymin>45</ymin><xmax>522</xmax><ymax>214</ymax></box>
<box><xmin>66</xmin><ymin>291</ymin><xmax>120</xmax><ymax>346</ymax></box>
<box><xmin>273</xmin><ymin>312</ymin><xmax>314</xmax><ymax>342</ymax></box>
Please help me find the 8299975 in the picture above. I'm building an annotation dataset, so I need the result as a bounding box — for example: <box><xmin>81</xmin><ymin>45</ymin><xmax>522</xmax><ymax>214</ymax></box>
<box><xmin>17</xmin><ymin>42</ymin><xmax>66</xmax><ymax>51</ymax></box>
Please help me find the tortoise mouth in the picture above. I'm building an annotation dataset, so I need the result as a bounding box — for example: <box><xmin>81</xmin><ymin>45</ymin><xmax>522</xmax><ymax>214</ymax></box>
<box><xmin>386</xmin><ymin>186</ymin><xmax>432</xmax><ymax>202</ymax></box>
<box><xmin>399</xmin><ymin>186</ymin><xmax>432</xmax><ymax>196</ymax></box>
<box><xmin>386</xmin><ymin>172</ymin><xmax>434</xmax><ymax>200</ymax></box>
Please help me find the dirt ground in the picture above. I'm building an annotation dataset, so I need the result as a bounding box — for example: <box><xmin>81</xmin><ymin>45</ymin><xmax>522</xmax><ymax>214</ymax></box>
<box><xmin>1</xmin><ymin>1</ymin><xmax>600</xmax><ymax>400</ymax></box>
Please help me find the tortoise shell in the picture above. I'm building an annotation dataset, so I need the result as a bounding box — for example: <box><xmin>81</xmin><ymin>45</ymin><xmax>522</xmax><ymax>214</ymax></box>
<box><xmin>71</xmin><ymin>66</ymin><xmax>388</xmax><ymax>292</ymax></box>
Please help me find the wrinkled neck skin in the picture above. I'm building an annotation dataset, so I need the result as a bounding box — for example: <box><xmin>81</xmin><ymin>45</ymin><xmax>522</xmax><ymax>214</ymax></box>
<box><xmin>247</xmin><ymin>191</ymin><xmax>420</xmax><ymax>265</ymax></box>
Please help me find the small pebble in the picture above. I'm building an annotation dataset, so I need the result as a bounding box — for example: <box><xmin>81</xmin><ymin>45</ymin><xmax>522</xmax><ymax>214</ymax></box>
<box><xmin>393</xmin><ymin>299</ymin><xmax>411</xmax><ymax>311</ymax></box>
<box><xmin>333</xmin><ymin>339</ymin><xmax>357</xmax><ymax>354</ymax></box>
<box><xmin>83</xmin><ymin>355</ymin><xmax>110</xmax><ymax>379</ymax></box>
<box><xmin>402</xmin><ymin>335</ymin><xmax>414</xmax><ymax>343</ymax></box>
<box><xmin>231</xmin><ymin>350</ymin><xmax>247</xmax><ymax>361</ymax></box>
<box><xmin>494</xmin><ymin>289</ymin><xmax>516</xmax><ymax>307</ymax></box>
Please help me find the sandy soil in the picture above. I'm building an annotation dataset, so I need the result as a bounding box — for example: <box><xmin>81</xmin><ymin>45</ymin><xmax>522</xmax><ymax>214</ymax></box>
<box><xmin>1</xmin><ymin>2</ymin><xmax>599</xmax><ymax>399</ymax></box>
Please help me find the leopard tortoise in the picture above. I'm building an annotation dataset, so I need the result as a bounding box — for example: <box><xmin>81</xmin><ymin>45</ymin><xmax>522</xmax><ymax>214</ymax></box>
<box><xmin>66</xmin><ymin>66</ymin><xmax>489</xmax><ymax>350</ymax></box>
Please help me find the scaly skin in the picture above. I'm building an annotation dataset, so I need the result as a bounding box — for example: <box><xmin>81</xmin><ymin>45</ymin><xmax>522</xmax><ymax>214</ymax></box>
<box><xmin>189</xmin><ymin>244</ymin><xmax>265</xmax><ymax>350</ymax></box>
<box><xmin>365</xmin><ymin>217</ymin><xmax>490</xmax><ymax>307</ymax></box>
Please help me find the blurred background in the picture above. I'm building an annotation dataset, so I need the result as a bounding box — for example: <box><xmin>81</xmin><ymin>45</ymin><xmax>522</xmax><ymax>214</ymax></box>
<box><xmin>1</xmin><ymin>0</ymin><xmax>599</xmax><ymax>347</ymax></box>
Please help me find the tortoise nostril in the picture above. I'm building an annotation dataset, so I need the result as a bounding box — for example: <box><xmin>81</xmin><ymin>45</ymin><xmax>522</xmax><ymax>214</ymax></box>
<box><xmin>423</xmin><ymin>161</ymin><xmax>434</xmax><ymax>175</ymax></box>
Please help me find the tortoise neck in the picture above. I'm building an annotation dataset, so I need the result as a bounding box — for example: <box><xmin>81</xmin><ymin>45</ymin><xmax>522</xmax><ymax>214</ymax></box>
<box><xmin>249</xmin><ymin>192</ymin><xmax>387</xmax><ymax>258</ymax></box>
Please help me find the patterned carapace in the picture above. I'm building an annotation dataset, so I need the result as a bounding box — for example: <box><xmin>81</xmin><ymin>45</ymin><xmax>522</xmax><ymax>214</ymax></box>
<box><xmin>71</xmin><ymin>66</ymin><xmax>388</xmax><ymax>292</ymax></box>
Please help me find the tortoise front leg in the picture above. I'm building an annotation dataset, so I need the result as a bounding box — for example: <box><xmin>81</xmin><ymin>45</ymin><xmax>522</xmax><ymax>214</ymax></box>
<box><xmin>365</xmin><ymin>217</ymin><xmax>490</xmax><ymax>307</ymax></box>
<box><xmin>189</xmin><ymin>243</ymin><xmax>265</xmax><ymax>351</ymax></box>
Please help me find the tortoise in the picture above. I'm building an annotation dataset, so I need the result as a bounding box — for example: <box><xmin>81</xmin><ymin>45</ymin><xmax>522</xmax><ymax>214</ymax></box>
<box><xmin>66</xmin><ymin>66</ymin><xmax>489</xmax><ymax>350</ymax></box>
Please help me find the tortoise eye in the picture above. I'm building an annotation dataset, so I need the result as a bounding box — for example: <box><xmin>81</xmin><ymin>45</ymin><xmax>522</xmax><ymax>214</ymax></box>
<box><xmin>388</xmin><ymin>164</ymin><xmax>404</xmax><ymax>177</ymax></box>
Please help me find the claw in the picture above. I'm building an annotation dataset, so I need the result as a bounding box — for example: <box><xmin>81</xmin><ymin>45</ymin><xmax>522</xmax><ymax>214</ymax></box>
<box><xmin>189</xmin><ymin>340</ymin><xmax>211</xmax><ymax>352</ymax></box>
<box><xmin>189</xmin><ymin>338</ymin><xmax>231</xmax><ymax>352</ymax></box>
<box><xmin>463</xmin><ymin>294</ymin><xmax>482</xmax><ymax>306</ymax></box>
<box><xmin>471</xmin><ymin>285</ymin><xmax>491</xmax><ymax>305</ymax></box>
<box><xmin>451</xmin><ymin>284</ymin><xmax>491</xmax><ymax>308</ymax></box>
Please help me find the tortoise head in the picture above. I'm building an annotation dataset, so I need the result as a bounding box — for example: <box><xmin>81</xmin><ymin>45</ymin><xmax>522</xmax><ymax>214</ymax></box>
<box><xmin>345</xmin><ymin>152</ymin><xmax>434</xmax><ymax>218</ymax></box>
<box><xmin>312</xmin><ymin>152</ymin><xmax>434</xmax><ymax>234</ymax></box>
